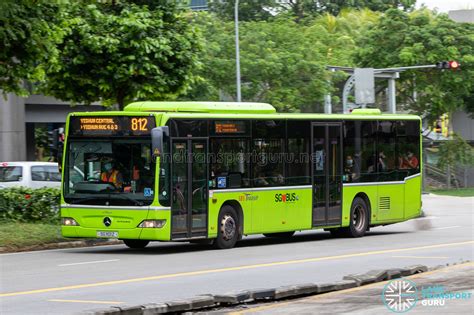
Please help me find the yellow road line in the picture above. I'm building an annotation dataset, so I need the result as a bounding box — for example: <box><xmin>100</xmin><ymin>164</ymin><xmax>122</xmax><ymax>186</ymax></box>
<box><xmin>392</xmin><ymin>255</ymin><xmax>449</xmax><ymax>259</ymax></box>
<box><xmin>230</xmin><ymin>262</ymin><xmax>474</xmax><ymax>315</ymax></box>
<box><xmin>1</xmin><ymin>240</ymin><xmax>473</xmax><ymax>298</ymax></box>
<box><xmin>48</xmin><ymin>299</ymin><xmax>124</xmax><ymax>304</ymax></box>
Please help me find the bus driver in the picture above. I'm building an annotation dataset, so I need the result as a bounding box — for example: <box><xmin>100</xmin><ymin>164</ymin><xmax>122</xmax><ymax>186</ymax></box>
<box><xmin>101</xmin><ymin>158</ymin><xmax>123</xmax><ymax>189</ymax></box>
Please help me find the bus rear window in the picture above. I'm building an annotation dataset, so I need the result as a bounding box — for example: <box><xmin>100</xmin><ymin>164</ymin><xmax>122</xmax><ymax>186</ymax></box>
<box><xmin>0</xmin><ymin>166</ymin><xmax>23</xmax><ymax>182</ymax></box>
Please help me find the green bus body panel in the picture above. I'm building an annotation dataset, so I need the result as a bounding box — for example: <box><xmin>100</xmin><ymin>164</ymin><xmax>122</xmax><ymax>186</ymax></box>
<box><xmin>124</xmin><ymin>101</ymin><xmax>276</xmax><ymax>114</ymax></box>
<box><xmin>60</xmin><ymin>207</ymin><xmax>171</xmax><ymax>241</ymax></box>
<box><xmin>208</xmin><ymin>188</ymin><xmax>313</xmax><ymax>237</ymax></box>
<box><xmin>60</xmin><ymin>106</ymin><xmax>422</xmax><ymax>242</ymax></box>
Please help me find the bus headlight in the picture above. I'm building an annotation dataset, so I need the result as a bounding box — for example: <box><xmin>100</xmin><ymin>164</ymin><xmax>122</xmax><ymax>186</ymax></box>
<box><xmin>61</xmin><ymin>217</ymin><xmax>79</xmax><ymax>226</ymax></box>
<box><xmin>138</xmin><ymin>220</ymin><xmax>166</xmax><ymax>228</ymax></box>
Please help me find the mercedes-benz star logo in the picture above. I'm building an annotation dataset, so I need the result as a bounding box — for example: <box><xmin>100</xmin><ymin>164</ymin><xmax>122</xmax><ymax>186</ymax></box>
<box><xmin>382</xmin><ymin>279</ymin><xmax>418</xmax><ymax>313</ymax></box>
<box><xmin>103</xmin><ymin>217</ymin><xmax>112</xmax><ymax>227</ymax></box>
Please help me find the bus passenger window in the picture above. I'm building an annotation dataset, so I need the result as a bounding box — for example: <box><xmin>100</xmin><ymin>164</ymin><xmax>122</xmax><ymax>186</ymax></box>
<box><xmin>209</xmin><ymin>139</ymin><xmax>249</xmax><ymax>189</ymax></box>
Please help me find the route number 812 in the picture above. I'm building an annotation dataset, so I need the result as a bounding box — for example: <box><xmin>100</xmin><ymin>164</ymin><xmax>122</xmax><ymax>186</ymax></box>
<box><xmin>131</xmin><ymin>118</ymin><xmax>148</xmax><ymax>131</ymax></box>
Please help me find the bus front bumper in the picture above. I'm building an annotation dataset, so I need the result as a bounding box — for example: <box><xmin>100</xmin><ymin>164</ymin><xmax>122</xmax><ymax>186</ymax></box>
<box><xmin>62</xmin><ymin>226</ymin><xmax>171</xmax><ymax>241</ymax></box>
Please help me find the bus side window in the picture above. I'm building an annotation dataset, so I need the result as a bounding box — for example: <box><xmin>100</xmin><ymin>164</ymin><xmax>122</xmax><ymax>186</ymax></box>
<box><xmin>209</xmin><ymin>138</ymin><xmax>250</xmax><ymax>189</ymax></box>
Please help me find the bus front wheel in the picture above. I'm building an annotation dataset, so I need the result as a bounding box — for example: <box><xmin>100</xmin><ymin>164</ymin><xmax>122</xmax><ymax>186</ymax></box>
<box><xmin>123</xmin><ymin>239</ymin><xmax>149</xmax><ymax>249</ymax></box>
<box><xmin>214</xmin><ymin>205</ymin><xmax>239</xmax><ymax>249</ymax></box>
<box><xmin>344</xmin><ymin>197</ymin><xmax>369</xmax><ymax>237</ymax></box>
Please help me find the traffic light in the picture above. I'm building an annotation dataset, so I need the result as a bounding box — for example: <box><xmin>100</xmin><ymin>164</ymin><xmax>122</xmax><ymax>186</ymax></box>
<box><xmin>436</xmin><ymin>60</ymin><xmax>460</xmax><ymax>70</ymax></box>
<box><xmin>47</xmin><ymin>129</ymin><xmax>60</xmax><ymax>161</ymax></box>
<box><xmin>47</xmin><ymin>129</ymin><xmax>59</xmax><ymax>151</ymax></box>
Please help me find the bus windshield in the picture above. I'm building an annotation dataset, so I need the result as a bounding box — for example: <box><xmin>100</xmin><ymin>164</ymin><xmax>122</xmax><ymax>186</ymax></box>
<box><xmin>64</xmin><ymin>139</ymin><xmax>155</xmax><ymax>206</ymax></box>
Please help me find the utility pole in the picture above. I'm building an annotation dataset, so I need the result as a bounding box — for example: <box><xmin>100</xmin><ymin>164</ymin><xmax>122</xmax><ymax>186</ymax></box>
<box><xmin>235</xmin><ymin>0</ymin><xmax>241</xmax><ymax>102</ymax></box>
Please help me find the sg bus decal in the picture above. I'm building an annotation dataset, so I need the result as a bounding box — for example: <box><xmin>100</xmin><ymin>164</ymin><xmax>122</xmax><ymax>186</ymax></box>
<box><xmin>275</xmin><ymin>193</ymin><xmax>299</xmax><ymax>203</ymax></box>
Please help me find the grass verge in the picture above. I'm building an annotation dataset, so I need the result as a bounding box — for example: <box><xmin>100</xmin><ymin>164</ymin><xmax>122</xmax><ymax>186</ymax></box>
<box><xmin>427</xmin><ymin>188</ymin><xmax>474</xmax><ymax>197</ymax></box>
<box><xmin>0</xmin><ymin>222</ymin><xmax>71</xmax><ymax>248</ymax></box>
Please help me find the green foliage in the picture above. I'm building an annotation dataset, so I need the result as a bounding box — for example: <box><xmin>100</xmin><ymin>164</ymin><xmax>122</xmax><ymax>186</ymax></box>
<box><xmin>0</xmin><ymin>0</ymin><xmax>66</xmax><ymax>96</ymax></box>
<box><xmin>209</xmin><ymin>0</ymin><xmax>277</xmax><ymax>21</ymax></box>
<box><xmin>355</xmin><ymin>9</ymin><xmax>474</xmax><ymax>121</ymax></box>
<box><xmin>0</xmin><ymin>187</ymin><xmax>60</xmax><ymax>223</ymax></box>
<box><xmin>209</xmin><ymin>0</ymin><xmax>414</xmax><ymax>22</ymax></box>
<box><xmin>287</xmin><ymin>0</ymin><xmax>415</xmax><ymax>20</ymax></box>
<box><xmin>182</xmin><ymin>10</ymin><xmax>378</xmax><ymax>112</ymax></box>
<box><xmin>41</xmin><ymin>2</ymin><xmax>201</xmax><ymax>109</ymax></box>
<box><xmin>34</xmin><ymin>127</ymin><xmax>48</xmax><ymax>149</ymax></box>
<box><xmin>437</xmin><ymin>134</ymin><xmax>474</xmax><ymax>170</ymax></box>
<box><xmin>0</xmin><ymin>222</ymin><xmax>69</xmax><ymax>248</ymax></box>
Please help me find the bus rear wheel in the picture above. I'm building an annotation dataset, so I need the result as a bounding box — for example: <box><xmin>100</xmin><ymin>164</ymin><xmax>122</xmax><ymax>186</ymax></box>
<box><xmin>123</xmin><ymin>239</ymin><xmax>149</xmax><ymax>249</ymax></box>
<box><xmin>343</xmin><ymin>197</ymin><xmax>369</xmax><ymax>237</ymax></box>
<box><xmin>263</xmin><ymin>232</ymin><xmax>295</xmax><ymax>238</ymax></box>
<box><xmin>214</xmin><ymin>205</ymin><xmax>240</xmax><ymax>249</ymax></box>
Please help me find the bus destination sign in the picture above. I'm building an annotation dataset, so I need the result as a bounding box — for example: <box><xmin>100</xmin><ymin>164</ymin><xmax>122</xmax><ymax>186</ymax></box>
<box><xmin>69</xmin><ymin>116</ymin><xmax>155</xmax><ymax>137</ymax></box>
<box><xmin>215</xmin><ymin>121</ymin><xmax>246</xmax><ymax>134</ymax></box>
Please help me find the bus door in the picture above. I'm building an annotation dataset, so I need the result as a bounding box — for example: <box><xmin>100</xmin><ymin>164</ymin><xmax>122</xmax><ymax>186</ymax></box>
<box><xmin>312</xmin><ymin>123</ymin><xmax>343</xmax><ymax>227</ymax></box>
<box><xmin>170</xmin><ymin>138</ymin><xmax>208</xmax><ymax>239</ymax></box>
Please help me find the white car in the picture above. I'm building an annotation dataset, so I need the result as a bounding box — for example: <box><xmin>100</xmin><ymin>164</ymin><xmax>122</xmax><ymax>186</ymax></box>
<box><xmin>0</xmin><ymin>162</ymin><xmax>61</xmax><ymax>189</ymax></box>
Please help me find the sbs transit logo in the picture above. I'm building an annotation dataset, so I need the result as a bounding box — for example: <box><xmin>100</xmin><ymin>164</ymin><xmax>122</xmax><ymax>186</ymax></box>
<box><xmin>382</xmin><ymin>279</ymin><xmax>418</xmax><ymax>313</ymax></box>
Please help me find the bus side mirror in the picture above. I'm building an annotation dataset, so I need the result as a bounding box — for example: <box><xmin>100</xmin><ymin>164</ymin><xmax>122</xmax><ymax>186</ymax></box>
<box><xmin>152</xmin><ymin>127</ymin><xmax>169</xmax><ymax>158</ymax></box>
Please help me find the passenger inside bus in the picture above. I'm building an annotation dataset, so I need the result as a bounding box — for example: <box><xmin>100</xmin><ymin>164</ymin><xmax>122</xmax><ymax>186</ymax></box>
<box><xmin>399</xmin><ymin>150</ymin><xmax>419</xmax><ymax>169</ymax></box>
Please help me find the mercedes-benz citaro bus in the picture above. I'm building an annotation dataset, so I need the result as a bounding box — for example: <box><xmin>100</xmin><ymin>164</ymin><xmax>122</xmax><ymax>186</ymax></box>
<box><xmin>60</xmin><ymin>102</ymin><xmax>422</xmax><ymax>249</ymax></box>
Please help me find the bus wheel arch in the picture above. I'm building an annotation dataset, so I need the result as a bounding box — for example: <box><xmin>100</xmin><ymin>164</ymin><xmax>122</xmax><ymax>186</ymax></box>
<box><xmin>354</xmin><ymin>192</ymin><xmax>372</xmax><ymax>228</ymax></box>
<box><xmin>214</xmin><ymin>201</ymin><xmax>242</xmax><ymax>249</ymax></box>
<box><xmin>345</xmin><ymin>194</ymin><xmax>370</xmax><ymax>237</ymax></box>
<box><xmin>222</xmin><ymin>200</ymin><xmax>244</xmax><ymax>239</ymax></box>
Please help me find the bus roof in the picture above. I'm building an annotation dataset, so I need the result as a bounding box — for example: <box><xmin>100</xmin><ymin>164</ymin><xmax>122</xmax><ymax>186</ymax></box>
<box><xmin>124</xmin><ymin>101</ymin><xmax>276</xmax><ymax>114</ymax></box>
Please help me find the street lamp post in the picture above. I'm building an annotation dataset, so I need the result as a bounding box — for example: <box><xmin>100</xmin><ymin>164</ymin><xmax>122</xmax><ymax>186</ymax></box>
<box><xmin>235</xmin><ymin>0</ymin><xmax>241</xmax><ymax>102</ymax></box>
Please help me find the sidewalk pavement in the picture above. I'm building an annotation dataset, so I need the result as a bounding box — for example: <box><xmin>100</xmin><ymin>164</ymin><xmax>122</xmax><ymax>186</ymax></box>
<box><xmin>216</xmin><ymin>262</ymin><xmax>473</xmax><ymax>315</ymax></box>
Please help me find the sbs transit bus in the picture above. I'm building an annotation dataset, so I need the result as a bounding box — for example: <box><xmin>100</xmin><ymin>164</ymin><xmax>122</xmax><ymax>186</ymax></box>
<box><xmin>60</xmin><ymin>102</ymin><xmax>422</xmax><ymax>249</ymax></box>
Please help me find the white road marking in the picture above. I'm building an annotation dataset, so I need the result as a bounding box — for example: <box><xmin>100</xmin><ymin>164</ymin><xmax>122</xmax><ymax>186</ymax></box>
<box><xmin>48</xmin><ymin>299</ymin><xmax>124</xmax><ymax>304</ymax></box>
<box><xmin>432</xmin><ymin>226</ymin><xmax>461</xmax><ymax>230</ymax></box>
<box><xmin>392</xmin><ymin>255</ymin><xmax>449</xmax><ymax>259</ymax></box>
<box><xmin>58</xmin><ymin>259</ymin><xmax>119</xmax><ymax>267</ymax></box>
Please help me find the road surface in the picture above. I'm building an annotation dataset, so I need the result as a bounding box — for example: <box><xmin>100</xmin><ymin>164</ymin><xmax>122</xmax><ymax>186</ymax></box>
<box><xmin>1</xmin><ymin>194</ymin><xmax>473</xmax><ymax>314</ymax></box>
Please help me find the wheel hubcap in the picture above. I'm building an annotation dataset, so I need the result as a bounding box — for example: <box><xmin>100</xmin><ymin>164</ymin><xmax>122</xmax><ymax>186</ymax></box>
<box><xmin>353</xmin><ymin>205</ymin><xmax>365</xmax><ymax>231</ymax></box>
<box><xmin>221</xmin><ymin>215</ymin><xmax>236</xmax><ymax>241</ymax></box>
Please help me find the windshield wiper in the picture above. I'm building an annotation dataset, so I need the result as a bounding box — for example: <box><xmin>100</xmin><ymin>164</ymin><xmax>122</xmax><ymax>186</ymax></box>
<box><xmin>67</xmin><ymin>197</ymin><xmax>104</xmax><ymax>205</ymax></box>
<box><xmin>109</xmin><ymin>193</ymin><xmax>145</xmax><ymax>206</ymax></box>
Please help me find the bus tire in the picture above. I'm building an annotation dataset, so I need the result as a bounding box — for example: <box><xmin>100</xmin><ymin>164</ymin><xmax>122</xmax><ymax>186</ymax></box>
<box><xmin>123</xmin><ymin>239</ymin><xmax>149</xmax><ymax>249</ymax></box>
<box><xmin>344</xmin><ymin>197</ymin><xmax>369</xmax><ymax>238</ymax></box>
<box><xmin>214</xmin><ymin>205</ymin><xmax>239</xmax><ymax>249</ymax></box>
<box><xmin>263</xmin><ymin>231</ymin><xmax>295</xmax><ymax>238</ymax></box>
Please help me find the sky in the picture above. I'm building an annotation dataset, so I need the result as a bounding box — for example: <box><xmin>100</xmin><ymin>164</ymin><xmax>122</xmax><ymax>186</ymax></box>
<box><xmin>416</xmin><ymin>0</ymin><xmax>474</xmax><ymax>12</ymax></box>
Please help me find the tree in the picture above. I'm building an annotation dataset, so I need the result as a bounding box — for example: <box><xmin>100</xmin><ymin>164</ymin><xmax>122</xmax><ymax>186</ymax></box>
<box><xmin>183</xmin><ymin>10</ymin><xmax>380</xmax><ymax>112</ymax></box>
<box><xmin>355</xmin><ymin>9</ymin><xmax>474</xmax><ymax>122</ymax></box>
<box><xmin>0</xmin><ymin>0</ymin><xmax>65</xmax><ymax>96</ymax></box>
<box><xmin>281</xmin><ymin>0</ymin><xmax>415</xmax><ymax>21</ymax></box>
<box><xmin>182</xmin><ymin>14</ymin><xmax>333</xmax><ymax>112</ymax></box>
<box><xmin>209</xmin><ymin>0</ymin><xmax>277</xmax><ymax>21</ymax></box>
<box><xmin>41</xmin><ymin>2</ymin><xmax>201</xmax><ymax>109</ymax></box>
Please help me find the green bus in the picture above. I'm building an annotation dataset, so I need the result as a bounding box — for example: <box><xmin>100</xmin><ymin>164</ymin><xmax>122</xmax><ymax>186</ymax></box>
<box><xmin>60</xmin><ymin>102</ymin><xmax>422</xmax><ymax>249</ymax></box>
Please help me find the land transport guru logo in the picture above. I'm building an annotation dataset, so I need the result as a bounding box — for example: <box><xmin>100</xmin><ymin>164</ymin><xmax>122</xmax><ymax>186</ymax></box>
<box><xmin>382</xmin><ymin>278</ymin><xmax>472</xmax><ymax>313</ymax></box>
<box><xmin>382</xmin><ymin>279</ymin><xmax>418</xmax><ymax>313</ymax></box>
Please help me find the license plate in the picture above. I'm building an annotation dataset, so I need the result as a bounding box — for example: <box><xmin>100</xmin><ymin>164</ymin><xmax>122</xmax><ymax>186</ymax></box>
<box><xmin>97</xmin><ymin>231</ymin><xmax>118</xmax><ymax>238</ymax></box>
